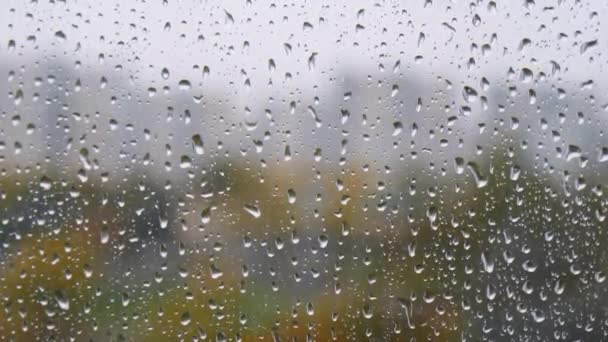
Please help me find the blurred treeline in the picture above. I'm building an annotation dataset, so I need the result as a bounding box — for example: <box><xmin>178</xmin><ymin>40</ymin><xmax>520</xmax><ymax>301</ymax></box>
<box><xmin>0</xmin><ymin>57</ymin><xmax>607</xmax><ymax>342</ymax></box>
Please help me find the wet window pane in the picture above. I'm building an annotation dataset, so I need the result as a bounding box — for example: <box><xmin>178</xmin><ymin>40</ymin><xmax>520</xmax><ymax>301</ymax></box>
<box><xmin>1</xmin><ymin>1</ymin><xmax>608</xmax><ymax>341</ymax></box>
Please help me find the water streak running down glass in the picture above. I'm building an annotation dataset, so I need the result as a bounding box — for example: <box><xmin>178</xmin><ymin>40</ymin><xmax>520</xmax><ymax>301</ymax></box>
<box><xmin>1</xmin><ymin>1</ymin><xmax>608</xmax><ymax>341</ymax></box>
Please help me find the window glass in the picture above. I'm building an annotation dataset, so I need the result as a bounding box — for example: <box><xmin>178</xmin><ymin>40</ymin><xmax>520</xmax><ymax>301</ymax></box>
<box><xmin>1</xmin><ymin>1</ymin><xmax>608</xmax><ymax>340</ymax></box>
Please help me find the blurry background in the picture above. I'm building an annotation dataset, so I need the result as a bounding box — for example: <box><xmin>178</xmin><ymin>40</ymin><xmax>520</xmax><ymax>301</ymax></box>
<box><xmin>1</xmin><ymin>0</ymin><xmax>608</xmax><ymax>340</ymax></box>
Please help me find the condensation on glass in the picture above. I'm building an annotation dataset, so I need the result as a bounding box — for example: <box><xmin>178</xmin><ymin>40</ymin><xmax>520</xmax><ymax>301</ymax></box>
<box><xmin>1</xmin><ymin>1</ymin><xmax>607</xmax><ymax>341</ymax></box>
